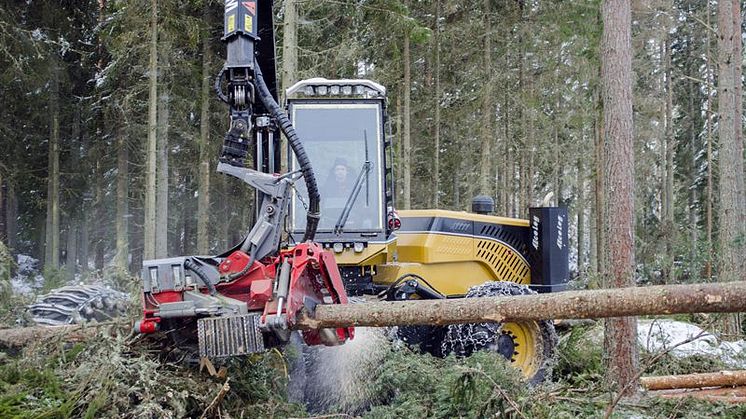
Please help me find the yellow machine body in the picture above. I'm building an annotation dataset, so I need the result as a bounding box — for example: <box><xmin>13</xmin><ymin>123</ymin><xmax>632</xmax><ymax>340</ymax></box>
<box><xmin>330</xmin><ymin>209</ymin><xmax>533</xmax><ymax>295</ymax></box>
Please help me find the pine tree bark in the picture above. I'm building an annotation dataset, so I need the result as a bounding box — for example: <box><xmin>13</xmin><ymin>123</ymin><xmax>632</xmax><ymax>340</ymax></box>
<box><xmin>717</xmin><ymin>0</ymin><xmax>746</xmax><ymax>335</ymax></box>
<box><xmin>156</xmin><ymin>85</ymin><xmax>170</xmax><ymax>259</ymax></box>
<box><xmin>197</xmin><ymin>26</ymin><xmax>212</xmax><ymax>255</ymax></box>
<box><xmin>6</xmin><ymin>282</ymin><xmax>746</xmax><ymax>348</ymax></box>
<box><xmin>144</xmin><ymin>0</ymin><xmax>159</xmax><ymax>261</ymax></box>
<box><xmin>705</xmin><ymin>0</ymin><xmax>713</xmax><ymax>280</ymax></box>
<box><xmin>45</xmin><ymin>57</ymin><xmax>60</xmax><ymax>270</ymax></box>
<box><xmin>65</xmin><ymin>221</ymin><xmax>78</xmax><ymax>281</ymax></box>
<box><xmin>730</xmin><ymin>0</ymin><xmax>745</xmax><ymax>291</ymax></box>
<box><xmin>0</xmin><ymin>174</ymin><xmax>5</xmax><ymax>244</ymax></box>
<box><xmin>593</xmin><ymin>50</ymin><xmax>605</xmax><ymax>277</ymax></box>
<box><xmin>115</xmin><ymin>123</ymin><xmax>129</xmax><ymax>270</ymax></box>
<box><xmin>5</xmin><ymin>182</ymin><xmax>16</xmax><ymax>252</ymax></box>
<box><xmin>280</xmin><ymin>0</ymin><xmax>297</xmax><ymax>175</ymax></box>
<box><xmin>79</xmin><ymin>214</ymin><xmax>88</xmax><ymax>272</ymax></box>
<box><xmin>281</xmin><ymin>0</ymin><xmax>298</xmax><ymax>98</ymax></box>
<box><xmin>432</xmin><ymin>0</ymin><xmax>441</xmax><ymax>207</ymax></box>
<box><xmin>641</xmin><ymin>370</ymin><xmax>746</xmax><ymax>391</ymax></box>
<box><xmin>295</xmin><ymin>281</ymin><xmax>746</xmax><ymax>330</ymax></box>
<box><xmin>663</xmin><ymin>36</ymin><xmax>675</xmax><ymax>282</ymax></box>
<box><xmin>93</xmin><ymin>157</ymin><xmax>105</xmax><ymax>271</ymax></box>
<box><xmin>601</xmin><ymin>0</ymin><xmax>639</xmax><ymax>395</ymax></box>
<box><xmin>577</xmin><ymin>157</ymin><xmax>586</xmax><ymax>273</ymax></box>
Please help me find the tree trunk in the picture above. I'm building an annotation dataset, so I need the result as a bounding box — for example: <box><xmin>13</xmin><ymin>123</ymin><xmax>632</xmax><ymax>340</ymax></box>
<box><xmin>479</xmin><ymin>0</ymin><xmax>492</xmax><ymax>196</ymax></box>
<box><xmin>502</xmin><ymin>66</ymin><xmax>510</xmax><ymax>215</ymax></box>
<box><xmin>65</xmin><ymin>221</ymin><xmax>78</xmax><ymax>281</ymax></box>
<box><xmin>296</xmin><ymin>281</ymin><xmax>746</xmax><ymax>330</ymax></box>
<box><xmin>197</xmin><ymin>28</ymin><xmax>212</xmax><ymax>255</ymax></box>
<box><xmin>663</xmin><ymin>36</ymin><xmax>675</xmax><ymax>282</ymax></box>
<box><xmin>641</xmin><ymin>370</ymin><xmax>746</xmax><ymax>391</ymax></box>
<box><xmin>281</xmin><ymin>0</ymin><xmax>298</xmax><ymax>99</ymax></box>
<box><xmin>6</xmin><ymin>181</ymin><xmax>16</xmax><ymax>252</ymax></box>
<box><xmin>115</xmin><ymin>124</ymin><xmax>129</xmax><ymax>270</ymax></box>
<box><xmin>0</xmin><ymin>324</ymin><xmax>122</xmax><ymax>350</ymax></box>
<box><xmin>0</xmin><ymin>174</ymin><xmax>5</xmax><ymax>244</ymax></box>
<box><xmin>601</xmin><ymin>0</ymin><xmax>638</xmax><ymax>395</ymax></box>
<box><xmin>156</xmin><ymin>85</ymin><xmax>170</xmax><ymax>259</ymax></box>
<box><xmin>144</xmin><ymin>0</ymin><xmax>159</xmax><ymax>261</ymax></box>
<box><xmin>687</xmin><ymin>48</ymin><xmax>698</xmax><ymax>262</ymax></box>
<box><xmin>593</xmin><ymin>48</ymin><xmax>605</xmax><ymax>277</ymax></box>
<box><xmin>717</xmin><ymin>0</ymin><xmax>746</xmax><ymax>335</ymax></box>
<box><xmin>577</xmin><ymin>157</ymin><xmax>585</xmax><ymax>274</ymax></box>
<box><xmin>705</xmin><ymin>0</ymin><xmax>713</xmax><ymax>280</ymax></box>
<box><xmin>79</xmin><ymin>217</ymin><xmax>88</xmax><ymax>272</ymax></box>
<box><xmin>402</xmin><ymin>30</ymin><xmax>412</xmax><ymax>209</ymax></box>
<box><xmin>7</xmin><ymin>282</ymin><xmax>746</xmax><ymax>348</ymax></box>
<box><xmin>432</xmin><ymin>0</ymin><xmax>441</xmax><ymax>208</ymax></box>
<box><xmin>280</xmin><ymin>0</ymin><xmax>297</xmax><ymax>175</ymax></box>
<box><xmin>730</xmin><ymin>0</ymin><xmax>745</xmax><ymax>298</ymax></box>
<box><xmin>45</xmin><ymin>57</ymin><xmax>60</xmax><ymax>270</ymax></box>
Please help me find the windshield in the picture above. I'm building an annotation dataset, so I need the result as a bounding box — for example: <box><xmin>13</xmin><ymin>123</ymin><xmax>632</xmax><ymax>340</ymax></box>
<box><xmin>290</xmin><ymin>102</ymin><xmax>383</xmax><ymax>234</ymax></box>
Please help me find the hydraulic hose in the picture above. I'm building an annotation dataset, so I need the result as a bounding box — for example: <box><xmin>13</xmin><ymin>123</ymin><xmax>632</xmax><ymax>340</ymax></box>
<box><xmin>184</xmin><ymin>258</ymin><xmax>217</xmax><ymax>296</ymax></box>
<box><xmin>253</xmin><ymin>59</ymin><xmax>320</xmax><ymax>242</ymax></box>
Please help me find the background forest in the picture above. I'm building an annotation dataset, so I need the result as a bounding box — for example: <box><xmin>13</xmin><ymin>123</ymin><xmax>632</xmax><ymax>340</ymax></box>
<box><xmin>0</xmin><ymin>0</ymin><xmax>742</xmax><ymax>294</ymax></box>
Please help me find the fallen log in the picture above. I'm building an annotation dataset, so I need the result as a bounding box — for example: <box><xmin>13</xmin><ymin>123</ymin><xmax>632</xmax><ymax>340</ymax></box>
<box><xmin>3</xmin><ymin>281</ymin><xmax>746</xmax><ymax>347</ymax></box>
<box><xmin>641</xmin><ymin>371</ymin><xmax>746</xmax><ymax>391</ymax></box>
<box><xmin>0</xmin><ymin>322</ymin><xmax>121</xmax><ymax>349</ymax></box>
<box><xmin>295</xmin><ymin>281</ymin><xmax>746</xmax><ymax>329</ymax></box>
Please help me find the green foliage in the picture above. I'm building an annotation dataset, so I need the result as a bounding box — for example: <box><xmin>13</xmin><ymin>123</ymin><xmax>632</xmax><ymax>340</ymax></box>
<box><xmin>554</xmin><ymin>324</ymin><xmax>604</xmax><ymax>385</ymax></box>
<box><xmin>41</xmin><ymin>267</ymin><xmax>66</xmax><ymax>293</ymax></box>
<box><xmin>0</xmin><ymin>330</ymin><xmax>305</xmax><ymax>418</ymax></box>
<box><xmin>646</xmin><ymin>352</ymin><xmax>728</xmax><ymax>377</ymax></box>
<box><xmin>363</xmin><ymin>348</ymin><xmax>527</xmax><ymax>418</ymax></box>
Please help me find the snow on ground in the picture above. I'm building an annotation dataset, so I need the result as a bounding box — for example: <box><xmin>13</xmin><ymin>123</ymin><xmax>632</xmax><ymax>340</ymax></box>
<box><xmin>11</xmin><ymin>254</ymin><xmax>44</xmax><ymax>295</ymax></box>
<box><xmin>638</xmin><ymin>319</ymin><xmax>746</xmax><ymax>367</ymax></box>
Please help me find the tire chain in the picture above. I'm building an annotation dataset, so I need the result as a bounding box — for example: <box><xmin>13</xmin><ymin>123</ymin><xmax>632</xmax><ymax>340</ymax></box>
<box><xmin>441</xmin><ymin>281</ymin><xmax>535</xmax><ymax>357</ymax></box>
<box><xmin>27</xmin><ymin>284</ymin><xmax>130</xmax><ymax>326</ymax></box>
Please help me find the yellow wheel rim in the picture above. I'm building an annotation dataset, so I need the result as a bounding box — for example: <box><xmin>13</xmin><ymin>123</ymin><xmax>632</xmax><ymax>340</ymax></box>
<box><xmin>501</xmin><ymin>321</ymin><xmax>540</xmax><ymax>379</ymax></box>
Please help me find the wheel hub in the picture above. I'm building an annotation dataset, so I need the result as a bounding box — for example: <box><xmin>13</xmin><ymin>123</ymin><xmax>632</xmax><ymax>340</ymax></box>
<box><xmin>496</xmin><ymin>331</ymin><xmax>515</xmax><ymax>360</ymax></box>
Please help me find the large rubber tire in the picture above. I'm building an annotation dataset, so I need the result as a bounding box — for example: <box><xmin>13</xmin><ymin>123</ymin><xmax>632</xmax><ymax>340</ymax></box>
<box><xmin>27</xmin><ymin>285</ymin><xmax>130</xmax><ymax>326</ymax></box>
<box><xmin>398</xmin><ymin>281</ymin><xmax>557</xmax><ymax>385</ymax></box>
<box><xmin>442</xmin><ymin>281</ymin><xmax>557</xmax><ymax>385</ymax></box>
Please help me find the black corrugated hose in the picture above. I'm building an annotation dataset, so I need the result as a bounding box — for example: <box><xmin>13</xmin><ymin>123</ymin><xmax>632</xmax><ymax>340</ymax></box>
<box><xmin>253</xmin><ymin>59</ymin><xmax>320</xmax><ymax>242</ymax></box>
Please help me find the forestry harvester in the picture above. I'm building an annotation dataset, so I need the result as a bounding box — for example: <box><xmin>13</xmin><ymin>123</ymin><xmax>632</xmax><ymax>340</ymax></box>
<box><xmin>135</xmin><ymin>0</ymin><xmax>569</xmax><ymax>384</ymax></box>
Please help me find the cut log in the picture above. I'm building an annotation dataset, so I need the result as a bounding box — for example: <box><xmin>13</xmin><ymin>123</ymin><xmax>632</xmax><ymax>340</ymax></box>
<box><xmin>0</xmin><ymin>323</ymin><xmax>121</xmax><ymax>350</ymax></box>
<box><xmin>641</xmin><ymin>371</ymin><xmax>746</xmax><ymax>391</ymax></box>
<box><xmin>295</xmin><ymin>281</ymin><xmax>746</xmax><ymax>329</ymax></box>
<box><xmin>3</xmin><ymin>281</ymin><xmax>746</xmax><ymax>348</ymax></box>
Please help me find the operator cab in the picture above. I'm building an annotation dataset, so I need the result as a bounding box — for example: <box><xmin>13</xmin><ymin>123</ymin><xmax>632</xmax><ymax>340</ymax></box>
<box><xmin>286</xmin><ymin>79</ymin><xmax>395</xmax><ymax>251</ymax></box>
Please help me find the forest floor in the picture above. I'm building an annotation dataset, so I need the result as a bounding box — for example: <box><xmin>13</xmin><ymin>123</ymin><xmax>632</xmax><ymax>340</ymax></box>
<box><xmin>1</xmin><ymin>260</ymin><xmax>746</xmax><ymax>418</ymax></box>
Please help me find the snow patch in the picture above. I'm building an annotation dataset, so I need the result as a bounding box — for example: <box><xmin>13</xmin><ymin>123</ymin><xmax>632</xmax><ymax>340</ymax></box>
<box><xmin>638</xmin><ymin>319</ymin><xmax>746</xmax><ymax>368</ymax></box>
<box><xmin>11</xmin><ymin>254</ymin><xmax>44</xmax><ymax>295</ymax></box>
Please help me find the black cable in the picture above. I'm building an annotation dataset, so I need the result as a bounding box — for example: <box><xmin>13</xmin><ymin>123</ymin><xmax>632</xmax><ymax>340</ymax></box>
<box><xmin>184</xmin><ymin>258</ymin><xmax>217</xmax><ymax>296</ymax></box>
<box><xmin>253</xmin><ymin>59</ymin><xmax>320</xmax><ymax>242</ymax></box>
